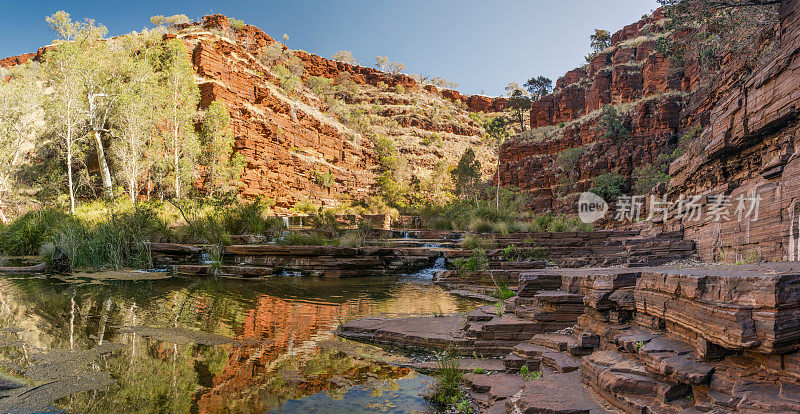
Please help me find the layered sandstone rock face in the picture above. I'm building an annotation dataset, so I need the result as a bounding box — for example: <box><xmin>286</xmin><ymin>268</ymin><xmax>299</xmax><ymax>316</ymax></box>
<box><xmin>499</xmin><ymin>9</ymin><xmax>685</xmax><ymax>211</ymax></box>
<box><xmin>666</xmin><ymin>0</ymin><xmax>800</xmax><ymax>261</ymax></box>
<box><xmin>0</xmin><ymin>14</ymin><xmax>505</xmax><ymax>210</ymax></box>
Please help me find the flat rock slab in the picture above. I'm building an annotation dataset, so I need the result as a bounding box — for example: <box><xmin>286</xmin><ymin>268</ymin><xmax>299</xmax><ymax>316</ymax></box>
<box><xmin>337</xmin><ymin>315</ymin><xmax>471</xmax><ymax>351</ymax></box>
<box><xmin>465</xmin><ymin>372</ymin><xmax>525</xmax><ymax>402</ymax></box>
<box><xmin>508</xmin><ymin>371</ymin><xmax>609</xmax><ymax>413</ymax></box>
<box><xmin>406</xmin><ymin>358</ymin><xmax>505</xmax><ymax>373</ymax></box>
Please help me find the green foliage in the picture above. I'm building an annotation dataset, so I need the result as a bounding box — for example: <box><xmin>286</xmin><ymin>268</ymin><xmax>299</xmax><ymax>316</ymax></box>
<box><xmin>483</xmin><ymin>117</ymin><xmax>509</xmax><ymax>145</ymax></box>
<box><xmin>306</xmin><ymin>76</ymin><xmax>333</xmax><ymax>95</ymax></box>
<box><xmin>557</xmin><ymin>147</ymin><xmax>585</xmax><ymax>174</ymax></box>
<box><xmin>451</xmin><ymin>149</ymin><xmax>482</xmax><ymax>201</ymax></box>
<box><xmin>228</xmin><ymin>18</ymin><xmax>245</xmax><ymax>31</ymax></box>
<box><xmin>454</xmin><ymin>249</ymin><xmax>489</xmax><ymax>273</ymax></box>
<box><xmin>586</xmin><ymin>28</ymin><xmax>612</xmax><ymax>62</ymax></box>
<box><xmin>461</xmin><ymin>234</ymin><xmax>496</xmax><ymax>250</ymax></box>
<box><xmin>274</xmin><ymin>64</ymin><xmax>301</xmax><ymax>93</ymax></box>
<box><xmin>0</xmin><ymin>208</ymin><xmax>72</xmax><ymax>256</ymax></box>
<box><xmin>493</xmin><ymin>285</ymin><xmax>516</xmax><ymax>300</ymax></box>
<box><xmin>590</xmin><ymin>172</ymin><xmax>629</xmax><ymax>202</ymax></box>
<box><xmin>200</xmin><ymin>100</ymin><xmax>244</xmax><ymax>197</ymax></box>
<box><xmin>314</xmin><ymin>171</ymin><xmax>335</xmax><ymax>188</ymax></box>
<box><xmin>632</xmin><ymin>126</ymin><xmax>701</xmax><ymax>194</ymax></box>
<box><xmin>279</xmin><ymin>231</ymin><xmax>335</xmax><ymax>246</ymax></box>
<box><xmin>598</xmin><ymin>105</ymin><xmax>629</xmax><ymax>141</ymax></box>
<box><xmin>523</xmin><ymin>76</ymin><xmax>553</xmax><ymax>100</ymax></box>
<box><xmin>508</xmin><ymin>90</ymin><xmax>531</xmax><ymax>130</ymax></box>
<box><xmin>429</xmin><ymin>349</ymin><xmax>470</xmax><ymax>413</ymax></box>
<box><xmin>421</xmin><ymin>133</ymin><xmax>443</xmax><ymax>147</ymax></box>
<box><xmin>219</xmin><ymin>198</ymin><xmax>281</xmax><ymax>236</ymax></box>
<box><xmin>519</xmin><ymin>365</ymin><xmax>542</xmax><ymax>381</ymax></box>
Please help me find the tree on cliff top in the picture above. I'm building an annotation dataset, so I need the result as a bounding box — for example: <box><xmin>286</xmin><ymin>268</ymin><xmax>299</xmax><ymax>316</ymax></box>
<box><xmin>483</xmin><ymin>117</ymin><xmax>510</xmax><ymax>213</ymax></box>
<box><xmin>657</xmin><ymin>0</ymin><xmax>780</xmax><ymax>76</ymax></box>
<box><xmin>585</xmin><ymin>29</ymin><xmax>612</xmax><ymax>63</ymax></box>
<box><xmin>523</xmin><ymin>76</ymin><xmax>552</xmax><ymax>100</ymax></box>
<box><xmin>375</xmin><ymin>56</ymin><xmax>406</xmax><ymax>74</ymax></box>
<box><xmin>507</xmin><ymin>90</ymin><xmax>531</xmax><ymax>131</ymax></box>
<box><xmin>332</xmin><ymin>50</ymin><xmax>358</xmax><ymax>65</ymax></box>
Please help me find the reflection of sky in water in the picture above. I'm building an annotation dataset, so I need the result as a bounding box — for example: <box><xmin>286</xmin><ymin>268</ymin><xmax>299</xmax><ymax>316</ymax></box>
<box><xmin>272</xmin><ymin>375</ymin><xmax>436</xmax><ymax>414</ymax></box>
<box><xmin>0</xmin><ymin>274</ymin><xmax>482</xmax><ymax>413</ymax></box>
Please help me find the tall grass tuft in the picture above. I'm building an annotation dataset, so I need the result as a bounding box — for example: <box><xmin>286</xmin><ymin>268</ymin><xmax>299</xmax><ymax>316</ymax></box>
<box><xmin>429</xmin><ymin>348</ymin><xmax>468</xmax><ymax>410</ymax></box>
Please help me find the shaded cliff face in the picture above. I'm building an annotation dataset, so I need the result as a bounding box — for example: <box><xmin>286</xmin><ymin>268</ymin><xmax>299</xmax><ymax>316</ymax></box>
<box><xmin>500</xmin><ymin>1</ymin><xmax>800</xmax><ymax>262</ymax></box>
<box><xmin>500</xmin><ymin>8</ymin><xmax>686</xmax><ymax>211</ymax></box>
<box><xmin>667</xmin><ymin>0</ymin><xmax>800</xmax><ymax>261</ymax></box>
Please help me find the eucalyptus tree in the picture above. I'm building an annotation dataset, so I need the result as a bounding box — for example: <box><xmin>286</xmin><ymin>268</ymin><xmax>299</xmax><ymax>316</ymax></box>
<box><xmin>0</xmin><ymin>66</ymin><xmax>44</xmax><ymax>222</ymax></box>
<box><xmin>200</xmin><ymin>100</ymin><xmax>244</xmax><ymax>198</ymax></box>
<box><xmin>111</xmin><ymin>32</ymin><xmax>163</xmax><ymax>202</ymax></box>
<box><xmin>42</xmin><ymin>11</ymin><xmax>107</xmax><ymax>213</ymax></box>
<box><xmin>483</xmin><ymin>117</ymin><xmax>510</xmax><ymax>213</ymax></box>
<box><xmin>154</xmin><ymin>39</ymin><xmax>200</xmax><ymax>199</ymax></box>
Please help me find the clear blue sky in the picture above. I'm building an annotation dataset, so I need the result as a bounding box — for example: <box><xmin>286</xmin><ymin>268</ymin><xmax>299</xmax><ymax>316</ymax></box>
<box><xmin>1</xmin><ymin>0</ymin><xmax>660</xmax><ymax>96</ymax></box>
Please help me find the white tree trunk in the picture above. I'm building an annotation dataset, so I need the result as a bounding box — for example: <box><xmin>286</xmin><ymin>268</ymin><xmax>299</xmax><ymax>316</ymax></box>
<box><xmin>93</xmin><ymin>129</ymin><xmax>114</xmax><ymax>199</ymax></box>
<box><xmin>66</xmin><ymin>98</ymin><xmax>76</xmax><ymax>215</ymax></box>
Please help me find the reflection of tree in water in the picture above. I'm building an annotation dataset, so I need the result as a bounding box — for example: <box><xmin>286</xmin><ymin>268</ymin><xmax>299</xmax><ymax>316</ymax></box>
<box><xmin>0</xmin><ymin>276</ymin><xmax>480</xmax><ymax>413</ymax></box>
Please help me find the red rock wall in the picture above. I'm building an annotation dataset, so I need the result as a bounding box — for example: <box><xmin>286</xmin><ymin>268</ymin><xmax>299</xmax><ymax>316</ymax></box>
<box><xmin>501</xmin><ymin>95</ymin><xmax>682</xmax><ymax>211</ymax></box>
<box><xmin>185</xmin><ymin>25</ymin><xmax>378</xmax><ymax>208</ymax></box>
<box><xmin>501</xmin><ymin>8</ymin><xmax>683</xmax><ymax>211</ymax></box>
<box><xmin>667</xmin><ymin>0</ymin><xmax>800</xmax><ymax>262</ymax></box>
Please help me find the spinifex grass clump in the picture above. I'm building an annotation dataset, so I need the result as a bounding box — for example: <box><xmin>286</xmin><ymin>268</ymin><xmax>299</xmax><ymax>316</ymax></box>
<box><xmin>0</xmin><ymin>200</ymin><xmax>170</xmax><ymax>270</ymax></box>
<box><xmin>410</xmin><ymin>187</ymin><xmax>593</xmax><ymax>233</ymax></box>
<box><xmin>429</xmin><ymin>348</ymin><xmax>472</xmax><ymax>413</ymax></box>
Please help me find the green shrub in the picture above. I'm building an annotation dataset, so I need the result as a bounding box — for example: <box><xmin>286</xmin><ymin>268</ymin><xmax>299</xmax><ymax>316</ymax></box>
<box><xmin>274</xmin><ymin>64</ymin><xmax>301</xmax><ymax>93</ymax></box>
<box><xmin>429</xmin><ymin>349</ymin><xmax>466</xmax><ymax>409</ymax></box>
<box><xmin>228</xmin><ymin>18</ymin><xmax>245</xmax><ymax>31</ymax></box>
<box><xmin>598</xmin><ymin>105</ymin><xmax>629</xmax><ymax>141</ymax></box>
<box><xmin>314</xmin><ymin>171</ymin><xmax>335</xmax><ymax>188</ymax></box>
<box><xmin>493</xmin><ymin>285</ymin><xmax>515</xmax><ymax>300</ymax></box>
<box><xmin>279</xmin><ymin>231</ymin><xmax>334</xmax><ymax>246</ymax></box>
<box><xmin>454</xmin><ymin>249</ymin><xmax>489</xmax><ymax>273</ymax></box>
<box><xmin>306</xmin><ymin>76</ymin><xmax>333</xmax><ymax>95</ymax></box>
<box><xmin>339</xmin><ymin>231</ymin><xmax>365</xmax><ymax>248</ymax></box>
<box><xmin>590</xmin><ymin>172</ymin><xmax>628</xmax><ymax>202</ymax></box>
<box><xmin>0</xmin><ymin>208</ymin><xmax>72</xmax><ymax>256</ymax></box>
<box><xmin>461</xmin><ymin>234</ymin><xmax>495</xmax><ymax>250</ymax></box>
<box><xmin>220</xmin><ymin>198</ymin><xmax>278</xmax><ymax>235</ymax></box>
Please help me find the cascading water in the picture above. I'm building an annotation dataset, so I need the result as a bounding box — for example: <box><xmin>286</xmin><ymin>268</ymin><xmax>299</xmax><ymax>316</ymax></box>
<box><xmin>282</xmin><ymin>216</ymin><xmax>290</xmax><ymax>228</ymax></box>
<box><xmin>402</xmin><ymin>256</ymin><xmax>446</xmax><ymax>281</ymax></box>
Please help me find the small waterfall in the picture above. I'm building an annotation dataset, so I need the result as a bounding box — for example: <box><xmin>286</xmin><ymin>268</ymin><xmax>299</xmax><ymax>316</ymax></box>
<box><xmin>282</xmin><ymin>216</ymin><xmax>290</xmax><ymax>228</ymax></box>
<box><xmin>403</xmin><ymin>257</ymin><xmax>446</xmax><ymax>281</ymax></box>
<box><xmin>199</xmin><ymin>252</ymin><xmax>212</xmax><ymax>264</ymax></box>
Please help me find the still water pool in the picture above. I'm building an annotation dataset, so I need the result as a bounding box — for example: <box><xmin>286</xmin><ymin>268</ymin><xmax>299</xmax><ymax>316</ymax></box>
<box><xmin>0</xmin><ymin>272</ymin><xmax>484</xmax><ymax>413</ymax></box>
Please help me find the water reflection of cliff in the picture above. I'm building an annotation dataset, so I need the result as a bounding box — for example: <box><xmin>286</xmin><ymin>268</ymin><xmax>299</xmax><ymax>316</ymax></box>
<box><xmin>0</xmin><ymin>276</ymin><xmax>479</xmax><ymax>413</ymax></box>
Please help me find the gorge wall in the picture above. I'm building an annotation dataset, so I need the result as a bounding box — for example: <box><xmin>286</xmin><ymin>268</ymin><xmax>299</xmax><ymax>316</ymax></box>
<box><xmin>500</xmin><ymin>1</ymin><xmax>800</xmax><ymax>262</ymax></box>
<box><xmin>667</xmin><ymin>0</ymin><xmax>800</xmax><ymax>262</ymax></box>
<box><xmin>499</xmin><ymin>9</ymin><xmax>684</xmax><ymax>211</ymax></box>
<box><xmin>1</xmin><ymin>15</ymin><xmax>507</xmax><ymax>211</ymax></box>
